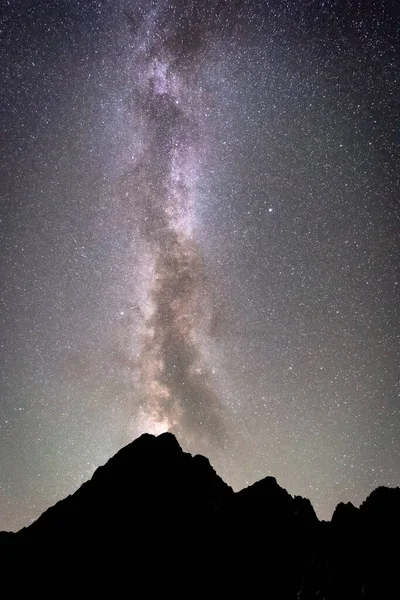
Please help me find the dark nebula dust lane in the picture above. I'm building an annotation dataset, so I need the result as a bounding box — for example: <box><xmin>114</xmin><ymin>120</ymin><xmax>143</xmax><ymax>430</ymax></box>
<box><xmin>0</xmin><ymin>0</ymin><xmax>399</xmax><ymax>531</ymax></box>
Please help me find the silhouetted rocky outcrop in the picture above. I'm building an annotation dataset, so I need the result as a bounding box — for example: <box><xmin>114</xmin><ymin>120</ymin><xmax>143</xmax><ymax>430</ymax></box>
<box><xmin>0</xmin><ymin>433</ymin><xmax>398</xmax><ymax>599</ymax></box>
<box><xmin>15</xmin><ymin>432</ymin><xmax>232</xmax><ymax>545</ymax></box>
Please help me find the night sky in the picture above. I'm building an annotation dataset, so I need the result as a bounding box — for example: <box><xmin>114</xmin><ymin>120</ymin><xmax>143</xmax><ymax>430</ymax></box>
<box><xmin>1</xmin><ymin>0</ymin><xmax>399</xmax><ymax>531</ymax></box>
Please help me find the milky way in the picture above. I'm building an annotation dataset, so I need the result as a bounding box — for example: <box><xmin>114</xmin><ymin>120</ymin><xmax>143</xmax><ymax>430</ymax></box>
<box><xmin>0</xmin><ymin>0</ymin><xmax>399</xmax><ymax>531</ymax></box>
<box><xmin>123</xmin><ymin>3</ymin><xmax>225</xmax><ymax>443</ymax></box>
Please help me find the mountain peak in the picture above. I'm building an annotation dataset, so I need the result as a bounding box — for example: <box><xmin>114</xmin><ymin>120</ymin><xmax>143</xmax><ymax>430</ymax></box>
<box><xmin>1</xmin><ymin>433</ymin><xmax>398</xmax><ymax>598</ymax></box>
<box><xmin>155</xmin><ymin>430</ymin><xmax>183</xmax><ymax>449</ymax></box>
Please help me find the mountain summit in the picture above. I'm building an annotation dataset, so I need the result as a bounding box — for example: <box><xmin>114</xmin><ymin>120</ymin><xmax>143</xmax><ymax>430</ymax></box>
<box><xmin>1</xmin><ymin>433</ymin><xmax>398</xmax><ymax>599</ymax></box>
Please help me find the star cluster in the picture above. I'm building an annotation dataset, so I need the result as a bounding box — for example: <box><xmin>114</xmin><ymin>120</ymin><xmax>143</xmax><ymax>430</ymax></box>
<box><xmin>0</xmin><ymin>0</ymin><xmax>399</xmax><ymax>531</ymax></box>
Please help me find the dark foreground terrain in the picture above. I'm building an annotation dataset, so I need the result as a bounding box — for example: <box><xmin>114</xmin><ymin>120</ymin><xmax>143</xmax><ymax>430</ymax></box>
<box><xmin>1</xmin><ymin>432</ymin><xmax>398</xmax><ymax>598</ymax></box>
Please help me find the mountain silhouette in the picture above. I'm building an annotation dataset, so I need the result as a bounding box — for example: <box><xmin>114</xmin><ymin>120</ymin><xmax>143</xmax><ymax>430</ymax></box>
<box><xmin>0</xmin><ymin>432</ymin><xmax>398</xmax><ymax>599</ymax></box>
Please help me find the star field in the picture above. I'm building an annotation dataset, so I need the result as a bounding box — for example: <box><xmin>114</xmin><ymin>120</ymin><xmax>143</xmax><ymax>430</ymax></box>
<box><xmin>0</xmin><ymin>0</ymin><xmax>399</xmax><ymax>531</ymax></box>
